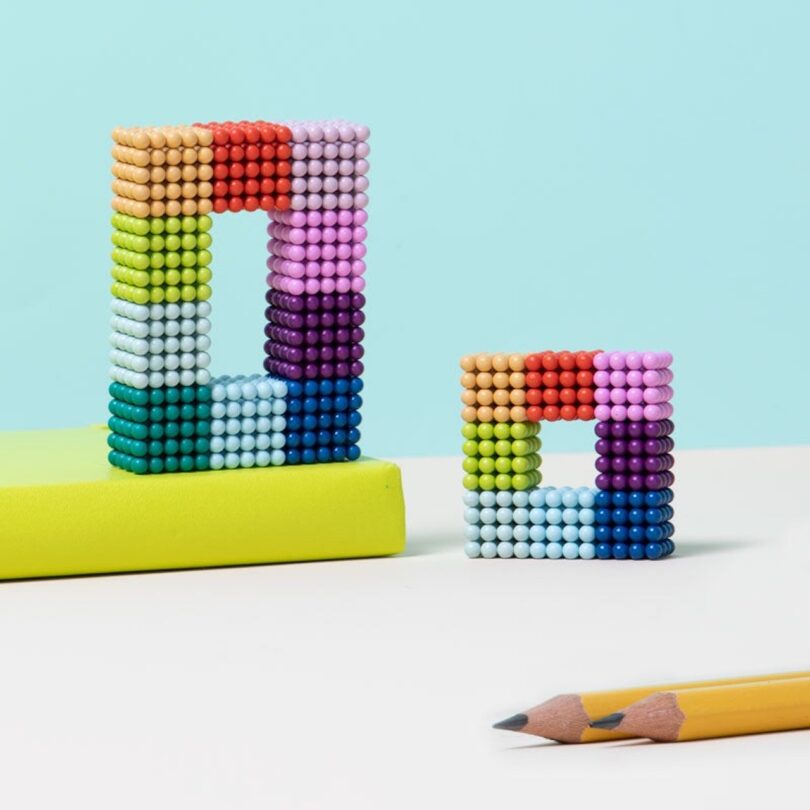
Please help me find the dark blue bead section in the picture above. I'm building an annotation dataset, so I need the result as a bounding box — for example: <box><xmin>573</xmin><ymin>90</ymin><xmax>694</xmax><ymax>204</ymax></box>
<box><xmin>283</xmin><ymin>377</ymin><xmax>363</xmax><ymax>464</ymax></box>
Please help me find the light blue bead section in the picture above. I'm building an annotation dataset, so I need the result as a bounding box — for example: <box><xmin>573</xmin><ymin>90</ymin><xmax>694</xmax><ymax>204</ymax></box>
<box><xmin>512</xmin><ymin>491</ymin><xmax>530</xmax><ymax>508</ymax></box>
<box><xmin>562</xmin><ymin>542</ymin><xmax>580</xmax><ymax>560</ymax></box>
<box><xmin>496</xmin><ymin>490</ymin><xmax>512</xmax><ymax>507</ymax></box>
<box><xmin>465</xmin><ymin>541</ymin><xmax>481</xmax><ymax>559</ymax></box>
<box><xmin>496</xmin><ymin>524</ymin><xmax>513</xmax><ymax>542</ymax></box>
<box><xmin>480</xmin><ymin>507</ymin><xmax>496</xmax><ymax>525</ymax></box>
<box><xmin>579</xmin><ymin>543</ymin><xmax>597</xmax><ymax>560</ymax></box>
<box><xmin>496</xmin><ymin>507</ymin><xmax>513</xmax><ymax>524</ymax></box>
<box><xmin>479</xmin><ymin>524</ymin><xmax>497</xmax><ymax>543</ymax></box>
<box><xmin>208</xmin><ymin>373</ymin><xmax>287</xmax><ymax>470</ymax></box>
<box><xmin>480</xmin><ymin>541</ymin><xmax>498</xmax><ymax>559</ymax></box>
<box><xmin>513</xmin><ymin>524</ymin><xmax>530</xmax><ymax>543</ymax></box>
<box><xmin>497</xmin><ymin>541</ymin><xmax>514</xmax><ymax>559</ymax></box>
<box><xmin>579</xmin><ymin>525</ymin><xmax>596</xmax><ymax>543</ymax></box>
<box><xmin>464</xmin><ymin>524</ymin><xmax>480</xmax><ymax>542</ymax></box>
<box><xmin>529</xmin><ymin>541</ymin><xmax>546</xmax><ymax>559</ymax></box>
<box><xmin>479</xmin><ymin>491</ymin><xmax>497</xmax><ymax>508</ymax></box>
<box><xmin>513</xmin><ymin>541</ymin><xmax>531</xmax><ymax>559</ymax></box>
<box><xmin>464</xmin><ymin>487</ymin><xmax>606</xmax><ymax>559</ymax></box>
<box><xmin>529</xmin><ymin>525</ymin><xmax>546</xmax><ymax>542</ymax></box>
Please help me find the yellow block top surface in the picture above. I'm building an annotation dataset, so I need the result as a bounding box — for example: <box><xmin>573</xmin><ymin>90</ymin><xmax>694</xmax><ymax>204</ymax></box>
<box><xmin>0</xmin><ymin>426</ymin><xmax>405</xmax><ymax>578</ymax></box>
<box><xmin>0</xmin><ymin>426</ymin><xmax>124</xmax><ymax>487</ymax></box>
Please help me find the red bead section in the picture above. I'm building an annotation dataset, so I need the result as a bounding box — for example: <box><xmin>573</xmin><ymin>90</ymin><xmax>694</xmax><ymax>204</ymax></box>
<box><xmin>525</xmin><ymin>350</ymin><xmax>601</xmax><ymax>422</ymax></box>
<box><xmin>194</xmin><ymin>120</ymin><xmax>293</xmax><ymax>214</ymax></box>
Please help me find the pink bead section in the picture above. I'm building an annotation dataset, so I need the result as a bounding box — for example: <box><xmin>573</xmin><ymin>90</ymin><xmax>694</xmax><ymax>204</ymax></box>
<box><xmin>265</xmin><ymin>208</ymin><xmax>367</xmax><ymax>295</ymax></box>
<box><xmin>593</xmin><ymin>351</ymin><xmax>673</xmax><ymax>422</ymax></box>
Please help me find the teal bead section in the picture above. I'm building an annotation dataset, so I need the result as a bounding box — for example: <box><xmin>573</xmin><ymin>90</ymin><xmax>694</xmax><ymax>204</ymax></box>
<box><xmin>108</xmin><ymin>382</ymin><xmax>212</xmax><ymax>474</ymax></box>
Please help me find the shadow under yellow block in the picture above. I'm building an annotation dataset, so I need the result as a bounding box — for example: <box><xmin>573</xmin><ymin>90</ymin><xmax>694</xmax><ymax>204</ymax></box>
<box><xmin>0</xmin><ymin>426</ymin><xmax>406</xmax><ymax>579</ymax></box>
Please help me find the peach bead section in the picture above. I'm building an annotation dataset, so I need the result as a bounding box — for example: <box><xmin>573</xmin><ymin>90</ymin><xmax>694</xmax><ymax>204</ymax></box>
<box><xmin>460</xmin><ymin>353</ymin><xmax>528</xmax><ymax>423</ymax></box>
<box><xmin>111</xmin><ymin>125</ymin><xmax>215</xmax><ymax>218</ymax></box>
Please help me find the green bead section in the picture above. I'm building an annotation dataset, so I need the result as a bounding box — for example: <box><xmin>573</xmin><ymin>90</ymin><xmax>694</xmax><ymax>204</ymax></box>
<box><xmin>461</xmin><ymin>421</ymin><xmax>543</xmax><ymax>491</ymax></box>
<box><xmin>108</xmin><ymin>383</ymin><xmax>212</xmax><ymax>475</ymax></box>
<box><xmin>110</xmin><ymin>214</ymin><xmax>213</xmax><ymax>305</ymax></box>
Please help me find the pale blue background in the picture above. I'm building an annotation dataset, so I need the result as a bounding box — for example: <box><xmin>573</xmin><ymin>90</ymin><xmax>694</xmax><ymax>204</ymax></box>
<box><xmin>1</xmin><ymin>1</ymin><xmax>808</xmax><ymax>456</ymax></box>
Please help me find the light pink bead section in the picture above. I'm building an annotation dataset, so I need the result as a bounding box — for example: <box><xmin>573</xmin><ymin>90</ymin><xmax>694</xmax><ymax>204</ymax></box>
<box><xmin>284</xmin><ymin>119</ymin><xmax>370</xmax><ymax>211</ymax></box>
<box><xmin>593</xmin><ymin>351</ymin><xmax>673</xmax><ymax>421</ymax></box>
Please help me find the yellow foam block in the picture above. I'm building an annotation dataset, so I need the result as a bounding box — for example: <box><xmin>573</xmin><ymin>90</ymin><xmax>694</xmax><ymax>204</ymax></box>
<box><xmin>0</xmin><ymin>426</ymin><xmax>406</xmax><ymax>579</ymax></box>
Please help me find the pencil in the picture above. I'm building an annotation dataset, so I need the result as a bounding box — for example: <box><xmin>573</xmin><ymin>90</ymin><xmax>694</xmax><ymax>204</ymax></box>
<box><xmin>492</xmin><ymin>671</ymin><xmax>810</xmax><ymax>743</ymax></box>
<box><xmin>590</xmin><ymin>676</ymin><xmax>810</xmax><ymax>741</ymax></box>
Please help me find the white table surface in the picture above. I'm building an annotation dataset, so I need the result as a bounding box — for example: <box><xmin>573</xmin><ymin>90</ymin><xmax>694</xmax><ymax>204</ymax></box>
<box><xmin>0</xmin><ymin>447</ymin><xmax>808</xmax><ymax>808</ymax></box>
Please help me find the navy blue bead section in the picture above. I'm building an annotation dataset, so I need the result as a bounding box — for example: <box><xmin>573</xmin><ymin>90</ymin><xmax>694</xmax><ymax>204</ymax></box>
<box><xmin>592</xmin><ymin>488</ymin><xmax>674</xmax><ymax>558</ymax></box>
<box><xmin>283</xmin><ymin>377</ymin><xmax>363</xmax><ymax>464</ymax></box>
<box><xmin>594</xmin><ymin>539</ymin><xmax>675</xmax><ymax>560</ymax></box>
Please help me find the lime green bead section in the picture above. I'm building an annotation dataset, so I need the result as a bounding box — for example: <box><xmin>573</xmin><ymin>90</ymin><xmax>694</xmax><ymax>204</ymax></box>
<box><xmin>464</xmin><ymin>470</ymin><xmax>543</xmax><ymax>491</ymax></box>
<box><xmin>507</xmin><ymin>422</ymin><xmax>539</xmax><ymax>439</ymax></box>
<box><xmin>111</xmin><ymin>213</ymin><xmax>151</xmax><ymax>236</ymax></box>
<box><xmin>461</xmin><ymin>421</ymin><xmax>543</xmax><ymax>490</ymax></box>
<box><xmin>112</xmin><ymin>265</ymin><xmax>151</xmax><ymax>287</ymax></box>
<box><xmin>511</xmin><ymin>436</ymin><xmax>541</xmax><ymax>456</ymax></box>
<box><xmin>511</xmin><ymin>453</ymin><xmax>541</xmax><ymax>473</ymax></box>
<box><xmin>111</xmin><ymin>214</ymin><xmax>212</xmax><ymax>305</ymax></box>
<box><xmin>111</xmin><ymin>230</ymin><xmax>151</xmax><ymax>253</ymax></box>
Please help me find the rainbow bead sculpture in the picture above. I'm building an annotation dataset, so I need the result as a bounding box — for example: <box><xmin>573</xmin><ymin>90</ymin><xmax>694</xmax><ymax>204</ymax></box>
<box><xmin>107</xmin><ymin>120</ymin><xmax>369</xmax><ymax>474</ymax></box>
<box><xmin>461</xmin><ymin>350</ymin><xmax>675</xmax><ymax>560</ymax></box>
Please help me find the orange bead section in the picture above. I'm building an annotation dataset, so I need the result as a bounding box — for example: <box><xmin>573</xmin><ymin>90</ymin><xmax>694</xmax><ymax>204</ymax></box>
<box><xmin>459</xmin><ymin>353</ymin><xmax>527</xmax><ymax>423</ymax></box>
<box><xmin>111</xmin><ymin>125</ymin><xmax>215</xmax><ymax>217</ymax></box>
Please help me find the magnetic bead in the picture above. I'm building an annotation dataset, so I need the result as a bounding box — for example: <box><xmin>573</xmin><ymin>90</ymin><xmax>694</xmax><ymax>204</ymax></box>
<box><xmin>529</xmin><ymin>542</ymin><xmax>546</xmax><ymax>559</ymax></box>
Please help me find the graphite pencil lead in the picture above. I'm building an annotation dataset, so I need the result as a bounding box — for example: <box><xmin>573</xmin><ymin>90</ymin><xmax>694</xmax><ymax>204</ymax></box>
<box><xmin>589</xmin><ymin>712</ymin><xmax>625</xmax><ymax>730</ymax></box>
<box><xmin>493</xmin><ymin>713</ymin><xmax>529</xmax><ymax>731</ymax></box>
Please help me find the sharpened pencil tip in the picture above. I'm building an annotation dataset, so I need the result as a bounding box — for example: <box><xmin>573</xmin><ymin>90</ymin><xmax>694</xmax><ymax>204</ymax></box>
<box><xmin>589</xmin><ymin>712</ymin><xmax>624</xmax><ymax>730</ymax></box>
<box><xmin>493</xmin><ymin>713</ymin><xmax>529</xmax><ymax>731</ymax></box>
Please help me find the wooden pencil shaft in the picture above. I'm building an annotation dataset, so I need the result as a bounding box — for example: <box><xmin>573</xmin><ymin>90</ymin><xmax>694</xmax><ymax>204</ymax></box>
<box><xmin>513</xmin><ymin>671</ymin><xmax>810</xmax><ymax>743</ymax></box>
<box><xmin>578</xmin><ymin>671</ymin><xmax>810</xmax><ymax>743</ymax></box>
<box><xmin>672</xmin><ymin>677</ymin><xmax>810</xmax><ymax>741</ymax></box>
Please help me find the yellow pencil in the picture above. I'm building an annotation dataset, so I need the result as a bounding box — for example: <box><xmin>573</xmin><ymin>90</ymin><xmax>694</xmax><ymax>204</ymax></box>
<box><xmin>493</xmin><ymin>671</ymin><xmax>810</xmax><ymax>743</ymax></box>
<box><xmin>590</xmin><ymin>676</ymin><xmax>810</xmax><ymax>741</ymax></box>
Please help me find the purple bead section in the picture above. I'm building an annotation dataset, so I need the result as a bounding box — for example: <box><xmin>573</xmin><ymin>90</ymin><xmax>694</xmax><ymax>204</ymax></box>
<box><xmin>263</xmin><ymin>357</ymin><xmax>364</xmax><ymax>381</ymax></box>
<box><xmin>594</xmin><ymin>419</ymin><xmax>674</xmax><ymax>439</ymax></box>
<box><xmin>266</xmin><ymin>290</ymin><xmax>366</xmax><ymax>314</ymax></box>
<box><xmin>594</xmin><ymin>419</ymin><xmax>675</xmax><ymax>491</ymax></box>
<box><xmin>264</xmin><ymin>262</ymin><xmax>366</xmax><ymax>381</ymax></box>
<box><xmin>595</xmin><ymin>471</ymin><xmax>675</xmax><ymax>491</ymax></box>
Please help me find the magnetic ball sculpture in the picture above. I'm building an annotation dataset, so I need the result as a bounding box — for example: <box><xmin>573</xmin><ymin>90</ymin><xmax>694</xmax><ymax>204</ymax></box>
<box><xmin>461</xmin><ymin>351</ymin><xmax>675</xmax><ymax>560</ymax></box>
<box><xmin>107</xmin><ymin>119</ymin><xmax>369</xmax><ymax>474</ymax></box>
